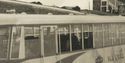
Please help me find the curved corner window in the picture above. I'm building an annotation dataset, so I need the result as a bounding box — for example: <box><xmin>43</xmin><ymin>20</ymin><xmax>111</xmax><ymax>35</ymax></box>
<box><xmin>0</xmin><ymin>26</ymin><xmax>11</xmax><ymax>59</ymax></box>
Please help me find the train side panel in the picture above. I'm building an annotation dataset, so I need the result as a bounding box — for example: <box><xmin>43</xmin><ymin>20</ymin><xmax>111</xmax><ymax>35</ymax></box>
<box><xmin>73</xmin><ymin>45</ymin><xmax>125</xmax><ymax>63</ymax></box>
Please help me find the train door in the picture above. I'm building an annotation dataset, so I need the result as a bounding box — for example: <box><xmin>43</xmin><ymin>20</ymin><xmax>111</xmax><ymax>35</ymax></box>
<box><xmin>84</xmin><ymin>32</ymin><xmax>93</xmax><ymax>49</ymax></box>
<box><xmin>24</xmin><ymin>26</ymin><xmax>41</xmax><ymax>59</ymax></box>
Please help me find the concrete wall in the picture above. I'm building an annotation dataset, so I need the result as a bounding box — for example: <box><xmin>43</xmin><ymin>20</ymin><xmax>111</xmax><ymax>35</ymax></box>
<box><xmin>74</xmin><ymin>45</ymin><xmax>125</xmax><ymax>63</ymax></box>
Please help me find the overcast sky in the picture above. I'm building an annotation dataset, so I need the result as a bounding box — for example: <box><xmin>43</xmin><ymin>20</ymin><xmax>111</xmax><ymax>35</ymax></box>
<box><xmin>18</xmin><ymin>0</ymin><xmax>93</xmax><ymax>10</ymax></box>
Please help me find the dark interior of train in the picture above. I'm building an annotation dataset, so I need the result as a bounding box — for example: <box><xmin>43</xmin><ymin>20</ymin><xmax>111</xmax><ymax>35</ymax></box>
<box><xmin>0</xmin><ymin>25</ymin><xmax>94</xmax><ymax>59</ymax></box>
<box><xmin>84</xmin><ymin>32</ymin><xmax>93</xmax><ymax>49</ymax></box>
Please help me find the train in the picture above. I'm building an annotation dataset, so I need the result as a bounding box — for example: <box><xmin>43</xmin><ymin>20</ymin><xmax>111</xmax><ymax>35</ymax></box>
<box><xmin>0</xmin><ymin>14</ymin><xmax>125</xmax><ymax>63</ymax></box>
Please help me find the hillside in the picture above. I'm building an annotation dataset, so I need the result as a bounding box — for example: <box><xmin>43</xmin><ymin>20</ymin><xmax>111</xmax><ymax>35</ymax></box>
<box><xmin>0</xmin><ymin>0</ymin><xmax>84</xmax><ymax>15</ymax></box>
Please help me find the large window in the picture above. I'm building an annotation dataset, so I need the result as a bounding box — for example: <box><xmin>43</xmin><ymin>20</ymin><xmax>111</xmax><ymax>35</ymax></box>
<box><xmin>43</xmin><ymin>26</ymin><xmax>57</xmax><ymax>56</ymax></box>
<box><xmin>24</xmin><ymin>26</ymin><xmax>41</xmax><ymax>58</ymax></box>
<box><xmin>58</xmin><ymin>25</ymin><xmax>70</xmax><ymax>52</ymax></box>
<box><xmin>119</xmin><ymin>24</ymin><xmax>125</xmax><ymax>44</ymax></box>
<box><xmin>109</xmin><ymin>24</ymin><xmax>120</xmax><ymax>45</ymax></box>
<box><xmin>103</xmin><ymin>24</ymin><xmax>111</xmax><ymax>47</ymax></box>
<box><xmin>71</xmin><ymin>25</ymin><xmax>82</xmax><ymax>51</ymax></box>
<box><xmin>83</xmin><ymin>24</ymin><xmax>93</xmax><ymax>49</ymax></box>
<box><xmin>93</xmin><ymin>24</ymin><xmax>103</xmax><ymax>48</ymax></box>
<box><xmin>0</xmin><ymin>26</ymin><xmax>11</xmax><ymax>58</ymax></box>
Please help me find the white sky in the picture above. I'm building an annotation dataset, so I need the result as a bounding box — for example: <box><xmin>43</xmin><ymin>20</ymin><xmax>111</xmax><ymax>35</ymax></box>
<box><xmin>19</xmin><ymin>0</ymin><xmax>93</xmax><ymax>10</ymax></box>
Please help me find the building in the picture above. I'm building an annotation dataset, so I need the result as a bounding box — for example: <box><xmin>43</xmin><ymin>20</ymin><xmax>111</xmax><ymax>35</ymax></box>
<box><xmin>93</xmin><ymin>0</ymin><xmax>119</xmax><ymax>13</ymax></box>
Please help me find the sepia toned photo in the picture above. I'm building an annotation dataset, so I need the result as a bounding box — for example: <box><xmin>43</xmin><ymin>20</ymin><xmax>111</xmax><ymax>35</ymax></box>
<box><xmin>0</xmin><ymin>0</ymin><xmax>125</xmax><ymax>63</ymax></box>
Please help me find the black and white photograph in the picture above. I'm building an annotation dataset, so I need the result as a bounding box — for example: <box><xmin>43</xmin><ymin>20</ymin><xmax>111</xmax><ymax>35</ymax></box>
<box><xmin>0</xmin><ymin>0</ymin><xmax>125</xmax><ymax>63</ymax></box>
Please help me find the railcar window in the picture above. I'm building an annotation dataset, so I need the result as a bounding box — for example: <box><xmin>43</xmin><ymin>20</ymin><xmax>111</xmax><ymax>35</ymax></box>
<box><xmin>43</xmin><ymin>26</ymin><xmax>57</xmax><ymax>56</ymax></box>
<box><xmin>92</xmin><ymin>24</ymin><xmax>123</xmax><ymax>47</ymax></box>
<box><xmin>84</xmin><ymin>32</ymin><xmax>93</xmax><ymax>49</ymax></box>
<box><xmin>103</xmin><ymin>24</ymin><xmax>110</xmax><ymax>47</ymax></box>
<box><xmin>119</xmin><ymin>24</ymin><xmax>125</xmax><ymax>44</ymax></box>
<box><xmin>93</xmin><ymin>24</ymin><xmax>103</xmax><ymax>48</ymax></box>
<box><xmin>83</xmin><ymin>24</ymin><xmax>93</xmax><ymax>49</ymax></box>
<box><xmin>24</xmin><ymin>27</ymin><xmax>40</xmax><ymax>36</ymax></box>
<box><xmin>110</xmin><ymin>24</ymin><xmax>119</xmax><ymax>45</ymax></box>
<box><xmin>58</xmin><ymin>25</ymin><xmax>70</xmax><ymax>52</ymax></box>
<box><xmin>71</xmin><ymin>25</ymin><xmax>82</xmax><ymax>51</ymax></box>
<box><xmin>24</xmin><ymin>26</ymin><xmax>41</xmax><ymax>58</ymax></box>
<box><xmin>0</xmin><ymin>27</ymin><xmax>11</xmax><ymax>58</ymax></box>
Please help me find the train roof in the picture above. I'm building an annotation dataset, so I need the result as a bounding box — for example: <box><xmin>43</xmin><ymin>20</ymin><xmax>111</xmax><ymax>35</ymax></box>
<box><xmin>0</xmin><ymin>14</ymin><xmax>125</xmax><ymax>25</ymax></box>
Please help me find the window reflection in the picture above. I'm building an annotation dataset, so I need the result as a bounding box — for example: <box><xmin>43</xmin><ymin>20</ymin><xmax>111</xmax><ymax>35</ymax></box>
<box><xmin>0</xmin><ymin>27</ymin><xmax>10</xmax><ymax>58</ymax></box>
<box><xmin>71</xmin><ymin>25</ymin><xmax>82</xmax><ymax>51</ymax></box>
<box><xmin>58</xmin><ymin>25</ymin><xmax>70</xmax><ymax>52</ymax></box>
<box><xmin>43</xmin><ymin>26</ymin><xmax>57</xmax><ymax>56</ymax></box>
<box><xmin>83</xmin><ymin>24</ymin><xmax>93</xmax><ymax>49</ymax></box>
<box><xmin>24</xmin><ymin>26</ymin><xmax>41</xmax><ymax>58</ymax></box>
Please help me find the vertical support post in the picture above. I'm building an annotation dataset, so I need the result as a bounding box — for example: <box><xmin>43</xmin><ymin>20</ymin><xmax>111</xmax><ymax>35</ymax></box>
<box><xmin>19</xmin><ymin>26</ymin><xmax>25</xmax><ymax>59</ymax></box>
<box><xmin>9</xmin><ymin>27</ymin><xmax>14</xmax><ymax>59</ymax></box>
<box><xmin>7</xmin><ymin>27</ymin><xmax>12</xmax><ymax>60</ymax></box>
<box><xmin>40</xmin><ymin>26</ymin><xmax>44</xmax><ymax>63</ymax></box>
<box><xmin>58</xmin><ymin>29</ymin><xmax>62</xmax><ymax>63</ymax></box>
<box><xmin>55</xmin><ymin>27</ymin><xmax>58</xmax><ymax>54</ymax></box>
<box><xmin>69</xmin><ymin>25</ymin><xmax>72</xmax><ymax>51</ymax></box>
<box><xmin>92</xmin><ymin>24</ymin><xmax>95</xmax><ymax>48</ymax></box>
<box><xmin>58</xmin><ymin>29</ymin><xmax>61</xmax><ymax>54</ymax></box>
<box><xmin>82</xmin><ymin>24</ymin><xmax>84</xmax><ymax>50</ymax></box>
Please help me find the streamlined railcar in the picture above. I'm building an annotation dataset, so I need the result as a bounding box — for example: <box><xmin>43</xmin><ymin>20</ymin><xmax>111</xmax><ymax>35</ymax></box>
<box><xmin>0</xmin><ymin>14</ymin><xmax>125</xmax><ymax>63</ymax></box>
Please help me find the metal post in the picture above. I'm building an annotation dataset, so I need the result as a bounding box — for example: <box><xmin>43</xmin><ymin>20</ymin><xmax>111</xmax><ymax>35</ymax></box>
<box><xmin>40</xmin><ymin>26</ymin><xmax>44</xmax><ymax>63</ymax></box>
<box><xmin>7</xmin><ymin>27</ymin><xmax>12</xmax><ymax>60</ymax></box>
<box><xmin>102</xmin><ymin>24</ymin><xmax>105</xmax><ymax>47</ymax></box>
<box><xmin>55</xmin><ymin>27</ymin><xmax>58</xmax><ymax>55</ymax></box>
<box><xmin>19</xmin><ymin>26</ymin><xmax>25</xmax><ymax>59</ymax></box>
<box><xmin>58</xmin><ymin>29</ymin><xmax>61</xmax><ymax>63</ymax></box>
<box><xmin>9</xmin><ymin>27</ymin><xmax>14</xmax><ymax>59</ymax></box>
<box><xmin>92</xmin><ymin>24</ymin><xmax>95</xmax><ymax>48</ymax></box>
<box><xmin>82</xmin><ymin>24</ymin><xmax>84</xmax><ymax>50</ymax></box>
<box><xmin>69</xmin><ymin>25</ymin><xmax>72</xmax><ymax>51</ymax></box>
